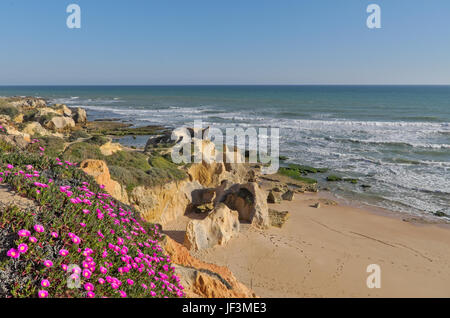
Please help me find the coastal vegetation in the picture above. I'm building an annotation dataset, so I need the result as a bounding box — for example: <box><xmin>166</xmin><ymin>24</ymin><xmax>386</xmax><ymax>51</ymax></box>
<box><xmin>0</xmin><ymin>122</ymin><xmax>184</xmax><ymax>298</ymax></box>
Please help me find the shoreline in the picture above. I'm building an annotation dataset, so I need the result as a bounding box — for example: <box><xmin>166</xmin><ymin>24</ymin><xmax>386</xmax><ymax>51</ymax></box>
<box><xmin>164</xmin><ymin>187</ymin><xmax>450</xmax><ymax>297</ymax></box>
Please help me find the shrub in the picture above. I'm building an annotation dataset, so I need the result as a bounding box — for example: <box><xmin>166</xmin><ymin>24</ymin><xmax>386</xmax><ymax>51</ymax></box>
<box><xmin>62</xmin><ymin>142</ymin><xmax>104</xmax><ymax>163</ymax></box>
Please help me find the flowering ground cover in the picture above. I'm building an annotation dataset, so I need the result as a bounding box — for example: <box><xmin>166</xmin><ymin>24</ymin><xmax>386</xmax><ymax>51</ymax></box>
<box><xmin>0</xmin><ymin>125</ymin><xmax>184</xmax><ymax>298</ymax></box>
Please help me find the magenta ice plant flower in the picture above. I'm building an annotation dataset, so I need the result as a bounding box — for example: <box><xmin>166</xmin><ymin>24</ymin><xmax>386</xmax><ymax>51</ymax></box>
<box><xmin>43</xmin><ymin>260</ymin><xmax>53</xmax><ymax>268</ymax></box>
<box><xmin>38</xmin><ymin>290</ymin><xmax>48</xmax><ymax>298</ymax></box>
<box><xmin>7</xmin><ymin>248</ymin><xmax>20</xmax><ymax>259</ymax></box>
<box><xmin>59</xmin><ymin>249</ymin><xmax>69</xmax><ymax>257</ymax></box>
<box><xmin>17</xmin><ymin>243</ymin><xmax>28</xmax><ymax>254</ymax></box>
<box><xmin>34</xmin><ymin>224</ymin><xmax>44</xmax><ymax>233</ymax></box>
<box><xmin>41</xmin><ymin>279</ymin><xmax>50</xmax><ymax>288</ymax></box>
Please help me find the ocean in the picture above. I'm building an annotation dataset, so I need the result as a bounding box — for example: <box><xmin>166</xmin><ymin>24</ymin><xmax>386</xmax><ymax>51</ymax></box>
<box><xmin>1</xmin><ymin>85</ymin><xmax>449</xmax><ymax>218</ymax></box>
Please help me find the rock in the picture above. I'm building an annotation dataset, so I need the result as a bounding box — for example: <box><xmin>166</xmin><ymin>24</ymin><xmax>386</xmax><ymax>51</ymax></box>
<box><xmin>160</xmin><ymin>236</ymin><xmax>255</xmax><ymax>298</ymax></box>
<box><xmin>131</xmin><ymin>180</ymin><xmax>203</xmax><ymax>225</ymax></box>
<box><xmin>187</xmin><ymin>161</ymin><xmax>226</xmax><ymax>188</ymax></box>
<box><xmin>184</xmin><ymin>203</ymin><xmax>240</xmax><ymax>251</ymax></box>
<box><xmin>220</xmin><ymin>182</ymin><xmax>270</xmax><ymax>229</ymax></box>
<box><xmin>80</xmin><ymin>160</ymin><xmax>129</xmax><ymax>204</ymax></box>
<box><xmin>99</xmin><ymin>141</ymin><xmax>122</xmax><ymax>156</ymax></box>
<box><xmin>195</xmin><ymin>202</ymin><xmax>214</xmax><ymax>213</ymax></box>
<box><xmin>267</xmin><ymin>190</ymin><xmax>281</xmax><ymax>204</ymax></box>
<box><xmin>72</xmin><ymin>107</ymin><xmax>87</xmax><ymax>124</ymax></box>
<box><xmin>3</xmin><ymin>125</ymin><xmax>31</xmax><ymax>143</ymax></box>
<box><xmin>312</xmin><ymin>202</ymin><xmax>321</xmax><ymax>208</ymax></box>
<box><xmin>271</xmin><ymin>182</ymin><xmax>289</xmax><ymax>193</ymax></box>
<box><xmin>7</xmin><ymin>97</ymin><xmax>46</xmax><ymax>109</ymax></box>
<box><xmin>0</xmin><ymin>115</ymin><xmax>11</xmax><ymax>124</ymax></box>
<box><xmin>44</xmin><ymin>116</ymin><xmax>75</xmax><ymax>131</ymax></box>
<box><xmin>281</xmin><ymin>190</ymin><xmax>294</xmax><ymax>201</ymax></box>
<box><xmin>268</xmin><ymin>209</ymin><xmax>290</xmax><ymax>228</ymax></box>
<box><xmin>0</xmin><ymin>134</ymin><xmax>29</xmax><ymax>150</ymax></box>
<box><xmin>191</xmin><ymin>188</ymin><xmax>216</xmax><ymax>206</ymax></box>
<box><xmin>34</xmin><ymin>107</ymin><xmax>58</xmax><ymax>120</ymax></box>
<box><xmin>22</xmin><ymin>122</ymin><xmax>50</xmax><ymax>137</ymax></box>
<box><xmin>13</xmin><ymin>114</ymin><xmax>23</xmax><ymax>123</ymax></box>
<box><xmin>53</xmin><ymin>104</ymin><xmax>72</xmax><ymax>117</ymax></box>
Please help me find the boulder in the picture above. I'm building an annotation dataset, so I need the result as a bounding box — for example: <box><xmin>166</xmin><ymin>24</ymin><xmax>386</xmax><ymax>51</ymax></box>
<box><xmin>34</xmin><ymin>107</ymin><xmax>58</xmax><ymax>120</ymax></box>
<box><xmin>72</xmin><ymin>107</ymin><xmax>87</xmax><ymax>124</ymax></box>
<box><xmin>53</xmin><ymin>104</ymin><xmax>72</xmax><ymax>117</ymax></box>
<box><xmin>3</xmin><ymin>125</ymin><xmax>31</xmax><ymax>143</ymax></box>
<box><xmin>45</xmin><ymin>116</ymin><xmax>75</xmax><ymax>131</ymax></box>
<box><xmin>13</xmin><ymin>114</ymin><xmax>23</xmax><ymax>124</ymax></box>
<box><xmin>80</xmin><ymin>159</ymin><xmax>129</xmax><ymax>204</ymax></box>
<box><xmin>281</xmin><ymin>190</ymin><xmax>294</xmax><ymax>201</ymax></box>
<box><xmin>99</xmin><ymin>141</ymin><xmax>122</xmax><ymax>156</ymax></box>
<box><xmin>184</xmin><ymin>203</ymin><xmax>240</xmax><ymax>251</ymax></box>
<box><xmin>219</xmin><ymin>182</ymin><xmax>270</xmax><ymax>229</ymax></box>
<box><xmin>130</xmin><ymin>180</ymin><xmax>203</xmax><ymax>225</ymax></box>
<box><xmin>267</xmin><ymin>190</ymin><xmax>281</xmax><ymax>204</ymax></box>
<box><xmin>22</xmin><ymin>122</ymin><xmax>50</xmax><ymax>137</ymax></box>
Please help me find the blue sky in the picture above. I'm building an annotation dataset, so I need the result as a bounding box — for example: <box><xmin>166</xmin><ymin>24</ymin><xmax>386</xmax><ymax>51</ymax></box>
<box><xmin>0</xmin><ymin>0</ymin><xmax>449</xmax><ymax>85</ymax></box>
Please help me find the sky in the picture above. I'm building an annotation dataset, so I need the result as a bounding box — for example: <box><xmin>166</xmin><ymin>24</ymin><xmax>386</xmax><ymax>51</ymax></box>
<box><xmin>0</xmin><ymin>0</ymin><xmax>449</xmax><ymax>85</ymax></box>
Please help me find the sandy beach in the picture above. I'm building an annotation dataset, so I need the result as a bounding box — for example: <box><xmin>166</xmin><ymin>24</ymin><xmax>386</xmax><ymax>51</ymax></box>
<box><xmin>164</xmin><ymin>189</ymin><xmax>450</xmax><ymax>298</ymax></box>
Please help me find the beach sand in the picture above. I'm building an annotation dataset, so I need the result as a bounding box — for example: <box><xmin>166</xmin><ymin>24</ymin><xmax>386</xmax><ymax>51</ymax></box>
<box><xmin>164</xmin><ymin>190</ymin><xmax>450</xmax><ymax>298</ymax></box>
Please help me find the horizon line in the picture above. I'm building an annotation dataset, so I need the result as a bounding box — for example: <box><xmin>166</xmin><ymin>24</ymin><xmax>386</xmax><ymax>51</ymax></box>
<box><xmin>1</xmin><ymin>84</ymin><xmax>450</xmax><ymax>87</ymax></box>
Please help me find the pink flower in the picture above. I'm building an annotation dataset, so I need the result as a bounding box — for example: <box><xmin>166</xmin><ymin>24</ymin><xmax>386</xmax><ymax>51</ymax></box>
<box><xmin>98</xmin><ymin>278</ymin><xmax>105</xmax><ymax>285</ymax></box>
<box><xmin>7</xmin><ymin>164</ymin><xmax>14</xmax><ymax>169</ymax></box>
<box><xmin>86</xmin><ymin>291</ymin><xmax>95</xmax><ymax>298</ymax></box>
<box><xmin>29</xmin><ymin>236</ymin><xmax>37</xmax><ymax>243</ymax></box>
<box><xmin>38</xmin><ymin>290</ymin><xmax>48</xmax><ymax>298</ymax></box>
<box><xmin>41</xmin><ymin>279</ymin><xmax>50</xmax><ymax>288</ymax></box>
<box><xmin>59</xmin><ymin>249</ymin><xmax>69</xmax><ymax>257</ymax></box>
<box><xmin>72</xmin><ymin>236</ymin><xmax>81</xmax><ymax>244</ymax></box>
<box><xmin>18</xmin><ymin>243</ymin><xmax>28</xmax><ymax>254</ymax></box>
<box><xmin>34</xmin><ymin>224</ymin><xmax>44</xmax><ymax>233</ymax></box>
<box><xmin>43</xmin><ymin>260</ymin><xmax>53</xmax><ymax>268</ymax></box>
<box><xmin>80</xmin><ymin>222</ymin><xmax>86</xmax><ymax>227</ymax></box>
<box><xmin>82</xmin><ymin>269</ymin><xmax>92</xmax><ymax>279</ymax></box>
<box><xmin>119</xmin><ymin>290</ymin><xmax>127</xmax><ymax>298</ymax></box>
<box><xmin>127</xmin><ymin>279</ymin><xmax>134</xmax><ymax>286</ymax></box>
<box><xmin>51</xmin><ymin>232</ymin><xmax>58</xmax><ymax>238</ymax></box>
<box><xmin>18</xmin><ymin>229</ymin><xmax>31</xmax><ymax>237</ymax></box>
<box><xmin>61</xmin><ymin>264</ymin><xmax>68</xmax><ymax>271</ymax></box>
<box><xmin>7</xmin><ymin>248</ymin><xmax>20</xmax><ymax>259</ymax></box>
<box><xmin>84</xmin><ymin>283</ymin><xmax>94</xmax><ymax>291</ymax></box>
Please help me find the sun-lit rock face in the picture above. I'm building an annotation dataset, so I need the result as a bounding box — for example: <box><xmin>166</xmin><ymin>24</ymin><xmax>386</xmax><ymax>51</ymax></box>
<box><xmin>80</xmin><ymin>159</ymin><xmax>129</xmax><ymax>204</ymax></box>
<box><xmin>184</xmin><ymin>203</ymin><xmax>240</xmax><ymax>251</ymax></box>
<box><xmin>161</xmin><ymin>236</ymin><xmax>256</xmax><ymax>298</ymax></box>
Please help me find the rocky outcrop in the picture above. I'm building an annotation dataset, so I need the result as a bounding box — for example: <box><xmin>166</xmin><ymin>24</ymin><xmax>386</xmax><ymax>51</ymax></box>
<box><xmin>22</xmin><ymin>122</ymin><xmax>51</xmax><ymax>137</ymax></box>
<box><xmin>219</xmin><ymin>182</ymin><xmax>270</xmax><ymax>229</ymax></box>
<box><xmin>184</xmin><ymin>203</ymin><xmax>240</xmax><ymax>251</ymax></box>
<box><xmin>44</xmin><ymin>116</ymin><xmax>75</xmax><ymax>131</ymax></box>
<box><xmin>99</xmin><ymin>141</ymin><xmax>122</xmax><ymax>156</ymax></box>
<box><xmin>267</xmin><ymin>190</ymin><xmax>282</xmax><ymax>203</ymax></box>
<box><xmin>34</xmin><ymin>107</ymin><xmax>58</xmax><ymax>121</ymax></box>
<box><xmin>130</xmin><ymin>180</ymin><xmax>203</xmax><ymax>225</ymax></box>
<box><xmin>161</xmin><ymin>236</ymin><xmax>256</xmax><ymax>298</ymax></box>
<box><xmin>7</xmin><ymin>97</ymin><xmax>46</xmax><ymax>109</ymax></box>
<box><xmin>53</xmin><ymin>104</ymin><xmax>72</xmax><ymax>117</ymax></box>
<box><xmin>282</xmin><ymin>190</ymin><xmax>294</xmax><ymax>201</ymax></box>
<box><xmin>72</xmin><ymin>107</ymin><xmax>87</xmax><ymax>124</ymax></box>
<box><xmin>80</xmin><ymin>160</ymin><xmax>129</xmax><ymax>204</ymax></box>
